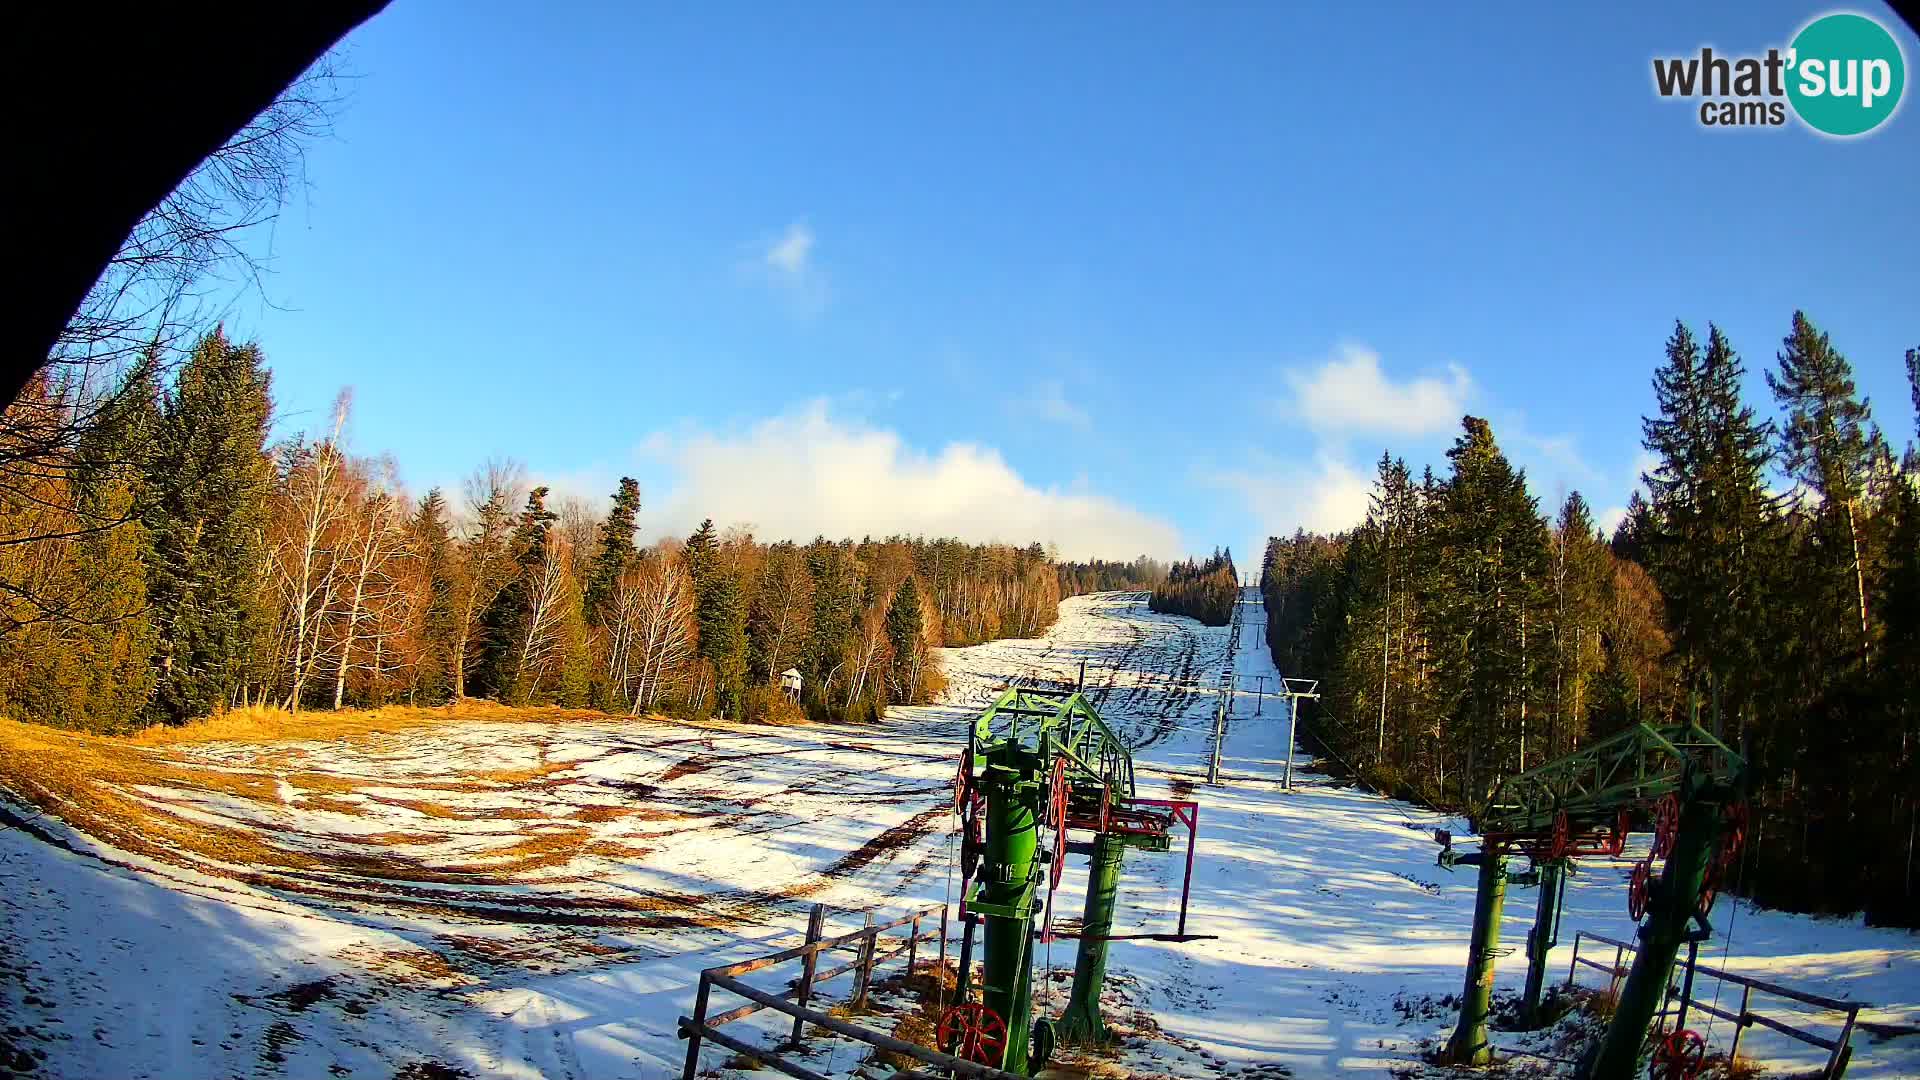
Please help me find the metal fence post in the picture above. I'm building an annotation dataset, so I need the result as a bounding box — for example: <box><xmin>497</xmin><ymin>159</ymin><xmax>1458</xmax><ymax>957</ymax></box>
<box><xmin>682</xmin><ymin>975</ymin><xmax>713</xmax><ymax>1080</ymax></box>
<box><xmin>853</xmin><ymin>911</ymin><xmax>877</xmax><ymax>1010</ymax></box>
<box><xmin>1728</xmin><ymin>983</ymin><xmax>1753</xmax><ymax>1062</ymax></box>
<box><xmin>789</xmin><ymin>904</ymin><xmax>827</xmax><ymax>1046</ymax></box>
<box><xmin>907</xmin><ymin>914</ymin><xmax>920</xmax><ymax>974</ymax></box>
<box><xmin>1566</xmin><ymin>933</ymin><xmax>1581</xmax><ymax>989</ymax></box>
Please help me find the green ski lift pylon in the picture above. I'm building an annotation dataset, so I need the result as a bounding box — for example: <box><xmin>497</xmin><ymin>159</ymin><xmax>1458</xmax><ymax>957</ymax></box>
<box><xmin>952</xmin><ymin>686</ymin><xmax>1203</xmax><ymax>1074</ymax></box>
<box><xmin>1434</xmin><ymin>718</ymin><xmax>1744</xmax><ymax>1075</ymax></box>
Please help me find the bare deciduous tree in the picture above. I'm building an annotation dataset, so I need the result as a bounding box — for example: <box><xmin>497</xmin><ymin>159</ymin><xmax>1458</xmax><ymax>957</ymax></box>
<box><xmin>625</xmin><ymin>550</ymin><xmax>696</xmax><ymax>713</ymax></box>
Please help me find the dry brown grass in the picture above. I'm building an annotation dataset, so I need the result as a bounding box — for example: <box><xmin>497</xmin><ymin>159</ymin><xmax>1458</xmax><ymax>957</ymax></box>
<box><xmin>368</xmin><ymin>796</ymin><xmax>466</xmax><ymax>820</ymax></box>
<box><xmin>295</xmin><ymin>794</ymin><xmax>369</xmax><ymax>816</ymax></box>
<box><xmin>0</xmin><ymin>703</ymin><xmax>674</xmax><ymax>892</ymax></box>
<box><xmin>340</xmin><ymin>831</ymin><xmax>448</xmax><ymax>848</ymax></box>
<box><xmin>125</xmin><ymin>701</ymin><xmax>648</xmax><ymax>748</ymax></box>
<box><xmin>474</xmin><ymin>761</ymin><xmax>573</xmax><ymax>786</ymax></box>
<box><xmin>575</xmin><ymin>804</ymin><xmax>644</xmax><ymax>823</ymax></box>
<box><xmin>0</xmin><ymin>717</ymin><xmax>321</xmax><ymax>873</ymax></box>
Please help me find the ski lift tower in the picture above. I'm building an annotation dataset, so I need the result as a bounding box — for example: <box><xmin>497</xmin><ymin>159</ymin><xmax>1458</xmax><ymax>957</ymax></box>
<box><xmin>1276</xmin><ymin>678</ymin><xmax>1319</xmax><ymax>792</ymax></box>
<box><xmin>949</xmin><ymin>687</ymin><xmax>1204</xmax><ymax>1073</ymax></box>
<box><xmin>1434</xmin><ymin>717</ymin><xmax>1745</xmax><ymax>1078</ymax></box>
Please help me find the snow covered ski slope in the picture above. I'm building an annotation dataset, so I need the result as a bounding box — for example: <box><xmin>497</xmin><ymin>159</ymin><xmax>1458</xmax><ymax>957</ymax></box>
<box><xmin>1</xmin><ymin>591</ymin><xmax>1915</xmax><ymax>1079</ymax></box>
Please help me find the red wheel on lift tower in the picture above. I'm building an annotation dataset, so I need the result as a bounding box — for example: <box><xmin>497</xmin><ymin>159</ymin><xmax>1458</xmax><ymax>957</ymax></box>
<box><xmin>1608</xmin><ymin>807</ymin><xmax>1631</xmax><ymax>858</ymax></box>
<box><xmin>1628</xmin><ymin>859</ymin><xmax>1652</xmax><ymax>921</ymax></box>
<box><xmin>1049</xmin><ymin>755</ymin><xmax>1069</xmax><ymax>890</ymax></box>
<box><xmin>1550</xmin><ymin>810</ymin><xmax>1571</xmax><ymax>861</ymax></box>
<box><xmin>938</xmin><ymin>1003</ymin><xmax>1008</xmax><ymax>1066</ymax></box>
<box><xmin>1652</xmin><ymin>794</ymin><xmax>1680</xmax><ymax>859</ymax></box>
<box><xmin>1717</xmin><ymin>800</ymin><xmax>1748</xmax><ymax>872</ymax></box>
<box><xmin>954</xmin><ymin>744</ymin><xmax>974</xmax><ymax>815</ymax></box>
<box><xmin>1650</xmin><ymin>1027</ymin><xmax>1707</xmax><ymax>1080</ymax></box>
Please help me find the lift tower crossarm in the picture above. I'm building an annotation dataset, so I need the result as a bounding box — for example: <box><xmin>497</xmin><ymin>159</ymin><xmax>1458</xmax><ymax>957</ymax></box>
<box><xmin>1479</xmin><ymin>722</ymin><xmax>1741</xmax><ymax>836</ymax></box>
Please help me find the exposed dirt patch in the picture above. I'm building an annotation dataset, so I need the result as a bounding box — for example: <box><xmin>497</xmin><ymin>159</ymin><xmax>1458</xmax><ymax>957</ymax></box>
<box><xmin>823</xmin><ymin>807</ymin><xmax>949</xmax><ymax>880</ymax></box>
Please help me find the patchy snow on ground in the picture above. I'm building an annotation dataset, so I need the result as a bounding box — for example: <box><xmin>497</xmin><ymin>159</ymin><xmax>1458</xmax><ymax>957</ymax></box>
<box><xmin>1</xmin><ymin>591</ymin><xmax>1915</xmax><ymax>1080</ymax></box>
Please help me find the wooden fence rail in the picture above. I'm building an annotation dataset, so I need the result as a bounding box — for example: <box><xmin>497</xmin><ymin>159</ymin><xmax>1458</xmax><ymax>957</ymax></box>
<box><xmin>680</xmin><ymin>901</ymin><xmax>1024</xmax><ymax>1080</ymax></box>
<box><xmin>1566</xmin><ymin>930</ymin><xmax>1864</xmax><ymax>1078</ymax></box>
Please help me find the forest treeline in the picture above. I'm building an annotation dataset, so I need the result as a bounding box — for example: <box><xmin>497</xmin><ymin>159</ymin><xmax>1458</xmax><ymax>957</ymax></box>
<box><xmin>0</xmin><ymin>331</ymin><xmax>1071</xmax><ymax>731</ymax></box>
<box><xmin>1261</xmin><ymin>312</ymin><xmax>1919</xmax><ymax>926</ymax></box>
<box><xmin>1056</xmin><ymin>557</ymin><xmax>1168</xmax><ymax>598</ymax></box>
<box><xmin>1149</xmin><ymin>550</ymin><xmax>1240</xmax><ymax>625</ymax></box>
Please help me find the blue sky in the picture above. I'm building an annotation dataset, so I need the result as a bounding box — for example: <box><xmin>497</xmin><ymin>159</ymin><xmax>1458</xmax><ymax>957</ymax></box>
<box><xmin>230</xmin><ymin>2</ymin><xmax>1920</xmax><ymax>562</ymax></box>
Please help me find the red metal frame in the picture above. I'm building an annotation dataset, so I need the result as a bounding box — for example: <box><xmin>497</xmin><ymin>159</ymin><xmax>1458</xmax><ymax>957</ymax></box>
<box><xmin>1120</xmin><ymin>797</ymin><xmax>1200</xmax><ymax>936</ymax></box>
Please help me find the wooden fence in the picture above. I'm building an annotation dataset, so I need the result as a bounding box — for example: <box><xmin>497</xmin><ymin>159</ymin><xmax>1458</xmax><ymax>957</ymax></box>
<box><xmin>1566</xmin><ymin>930</ymin><xmax>1864</xmax><ymax>1078</ymax></box>
<box><xmin>679</xmin><ymin>901</ymin><xmax>1025</xmax><ymax>1080</ymax></box>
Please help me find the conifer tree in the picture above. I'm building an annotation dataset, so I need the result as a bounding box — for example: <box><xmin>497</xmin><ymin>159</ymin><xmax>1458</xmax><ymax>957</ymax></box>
<box><xmin>685</xmin><ymin>519</ymin><xmax>747</xmax><ymax>717</ymax></box>
<box><xmin>452</xmin><ymin>460</ymin><xmax>523</xmax><ymax>699</ymax></box>
<box><xmin>38</xmin><ymin>356</ymin><xmax>162</xmax><ymax>728</ymax></box>
<box><xmin>1641</xmin><ymin>322</ymin><xmax>1781</xmax><ymax>732</ymax></box>
<box><xmin>1767</xmin><ymin>311</ymin><xmax>1882</xmax><ymax>653</ymax></box>
<box><xmin>1547</xmin><ymin>491</ymin><xmax>1610</xmax><ymax>756</ymax></box>
<box><xmin>472</xmin><ymin>486</ymin><xmax>558</xmax><ymax>699</ymax></box>
<box><xmin>143</xmin><ymin>330</ymin><xmax>275</xmax><ymax>723</ymax></box>
<box><xmin>410</xmin><ymin>489</ymin><xmax>460</xmax><ymax>702</ymax></box>
<box><xmin>886</xmin><ymin>575</ymin><xmax>926</xmax><ymax>704</ymax></box>
<box><xmin>804</xmin><ymin>541</ymin><xmax>857</xmax><ymax>714</ymax></box>
<box><xmin>583</xmin><ymin>477</ymin><xmax>641</xmax><ymax>625</ymax></box>
<box><xmin>1430</xmin><ymin>416</ymin><xmax>1551</xmax><ymax>800</ymax></box>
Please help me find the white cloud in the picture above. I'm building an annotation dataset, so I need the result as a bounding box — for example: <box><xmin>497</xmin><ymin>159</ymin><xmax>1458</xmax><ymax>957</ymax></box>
<box><xmin>764</xmin><ymin>222</ymin><xmax>814</xmax><ymax>275</ymax></box>
<box><xmin>748</xmin><ymin>220</ymin><xmax>829</xmax><ymax>315</ymax></box>
<box><xmin>1598</xmin><ymin>505</ymin><xmax>1628</xmax><ymax>537</ymax></box>
<box><xmin>1200</xmin><ymin>451</ymin><xmax>1375</xmax><ymax>545</ymax></box>
<box><xmin>1283</xmin><ymin>345</ymin><xmax>1471</xmax><ymax>437</ymax></box>
<box><xmin>1027</xmin><ymin>378</ymin><xmax>1091</xmax><ymax>430</ymax></box>
<box><xmin>636</xmin><ymin>400</ymin><xmax>1181</xmax><ymax>560</ymax></box>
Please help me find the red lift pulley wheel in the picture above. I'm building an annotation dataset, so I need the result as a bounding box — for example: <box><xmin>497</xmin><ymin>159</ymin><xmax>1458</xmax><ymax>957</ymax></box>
<box><xmin>1048</xmin><ymin>756</ymin><xmax>1069</xmax><ymax>890</ymax></box>
<box><xmin>938</xmin><ymin>1003</ymin><xmax>1008</xmax><ymax>1066</ymax></box>
<box><xmin>1628</xmin><ymin>858</ymin><xmax>1652</xmax><ymax>921</ymax></box>
<box><xmin>1651</xmin><ymin>1027</ymin><xmax>1707</xmax><ymax>1080</ymax></box>
<box><xmin>1652</xmin><ymin>794</ymin><xmax>1680</xmax><ymax>859</ymax></box>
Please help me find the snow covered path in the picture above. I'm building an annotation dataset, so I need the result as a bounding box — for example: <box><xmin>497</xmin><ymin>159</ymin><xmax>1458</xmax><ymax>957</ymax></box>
<box><xmin>2</xmin><ymin>591</ymin><xmax>1916</xmax><ymax>1079</ymax></box>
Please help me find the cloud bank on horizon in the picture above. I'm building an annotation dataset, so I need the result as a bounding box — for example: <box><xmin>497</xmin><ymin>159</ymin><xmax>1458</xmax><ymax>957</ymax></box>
<box><xmin>625</xmin><ymin>400</ymin><xmax>1183</xmax><ymax>561</ymax></box>
<box><xmin>521</xmin><ymin>338</ymin><xmax>1618</xmax><ymax>570</ymax></box>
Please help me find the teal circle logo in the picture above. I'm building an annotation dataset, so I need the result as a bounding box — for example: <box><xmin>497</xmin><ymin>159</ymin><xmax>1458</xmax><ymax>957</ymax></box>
<box><xmin>1787</xmin><ymin>13</ymin><xmax>1906</xmax><ymax>136</ymax></box>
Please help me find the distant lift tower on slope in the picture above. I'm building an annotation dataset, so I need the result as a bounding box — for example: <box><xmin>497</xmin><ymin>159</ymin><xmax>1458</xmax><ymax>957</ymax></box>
<box><xmin>947</xmin><ymin>687</ymin><xmax>1206</xmax><ymax>1074</ymax></box>
<box><xmin>1433</xmin><ymin>715</ymin><xmax>1746</xmax><ymax>1080</ymax></box>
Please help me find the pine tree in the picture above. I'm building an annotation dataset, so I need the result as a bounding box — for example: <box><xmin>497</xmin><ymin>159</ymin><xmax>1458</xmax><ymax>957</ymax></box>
<box><xmin>583</xmin><ymin>477</ymin><xmax>641</xmax><ymax>625</ymax></box>
<box><xmin>886</xmin><ymin>576</ymin><xmax>926</xmax><ymax>704</ymax></box>
<box><xmin>410</xmin><ymin>489</ymin><xmax>460</xmax><ymax>702</ymax></box>
<box><xmin>1547</xmin><ymin>491</ymin><xmax>1610</xmax><ymax>757</ymax></box>
<box><xmin>685</xmin><ymin>519</ymin><xmax>747</xmax><ymax>718</ymax></box>
<box><xmin>1641</xmin><ymin>322</ymin><xmax>1781</xmax><ymax>731</ymax></box>
<box><xmin>144</xmin><ymin>330</ymin><xmax>275</xmax><ymax>723</ymax></box>
<box><xmin>1429</xmin><ymin>416</ymin><xmax>1551</xmax><ymax>802</ymax></box>
<box><xmin>1767</xmin><ymin>311</ymin><xmax>1881</xmax><ymax>654</ymax></box>
<box><xmin>472</xmin><ymin>486</ymin><xmax>558</xmax><ymax>699</ymax></box>
<box><xmin>19</xmin><ymin>356</ymin><xmax>164</xmax><ymax>729</ymax></box>
<box><xmin>805</xmin><ymin>541</ymin><xmax>858</xmax><ymax>715</ymax></box>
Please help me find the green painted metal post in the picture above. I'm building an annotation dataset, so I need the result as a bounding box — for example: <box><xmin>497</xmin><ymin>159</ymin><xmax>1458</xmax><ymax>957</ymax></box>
<box><xmin>979</xmin><ymin>743</ymin><xmax>1041</xmax><ymax>1073</ymax></box>
<box><xmin>1521</xmin><ymin>859</ymin><xmax>1565</xmax><ymax>1025</ymax></box>
<box><xmin>1587</xmin><ymin>795</ymin><xmax>1721</xmax><ymax>1080</ymax></box>
<box><xmin>1444</xmin><ymin>848</ymin><xmax>1509</xmax><ymax>1065</ymax></box>
<box><xmin>1058</xmin><ymin>830</ymin><xmax>1127</xmax><ymax>1043</ymax></box>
